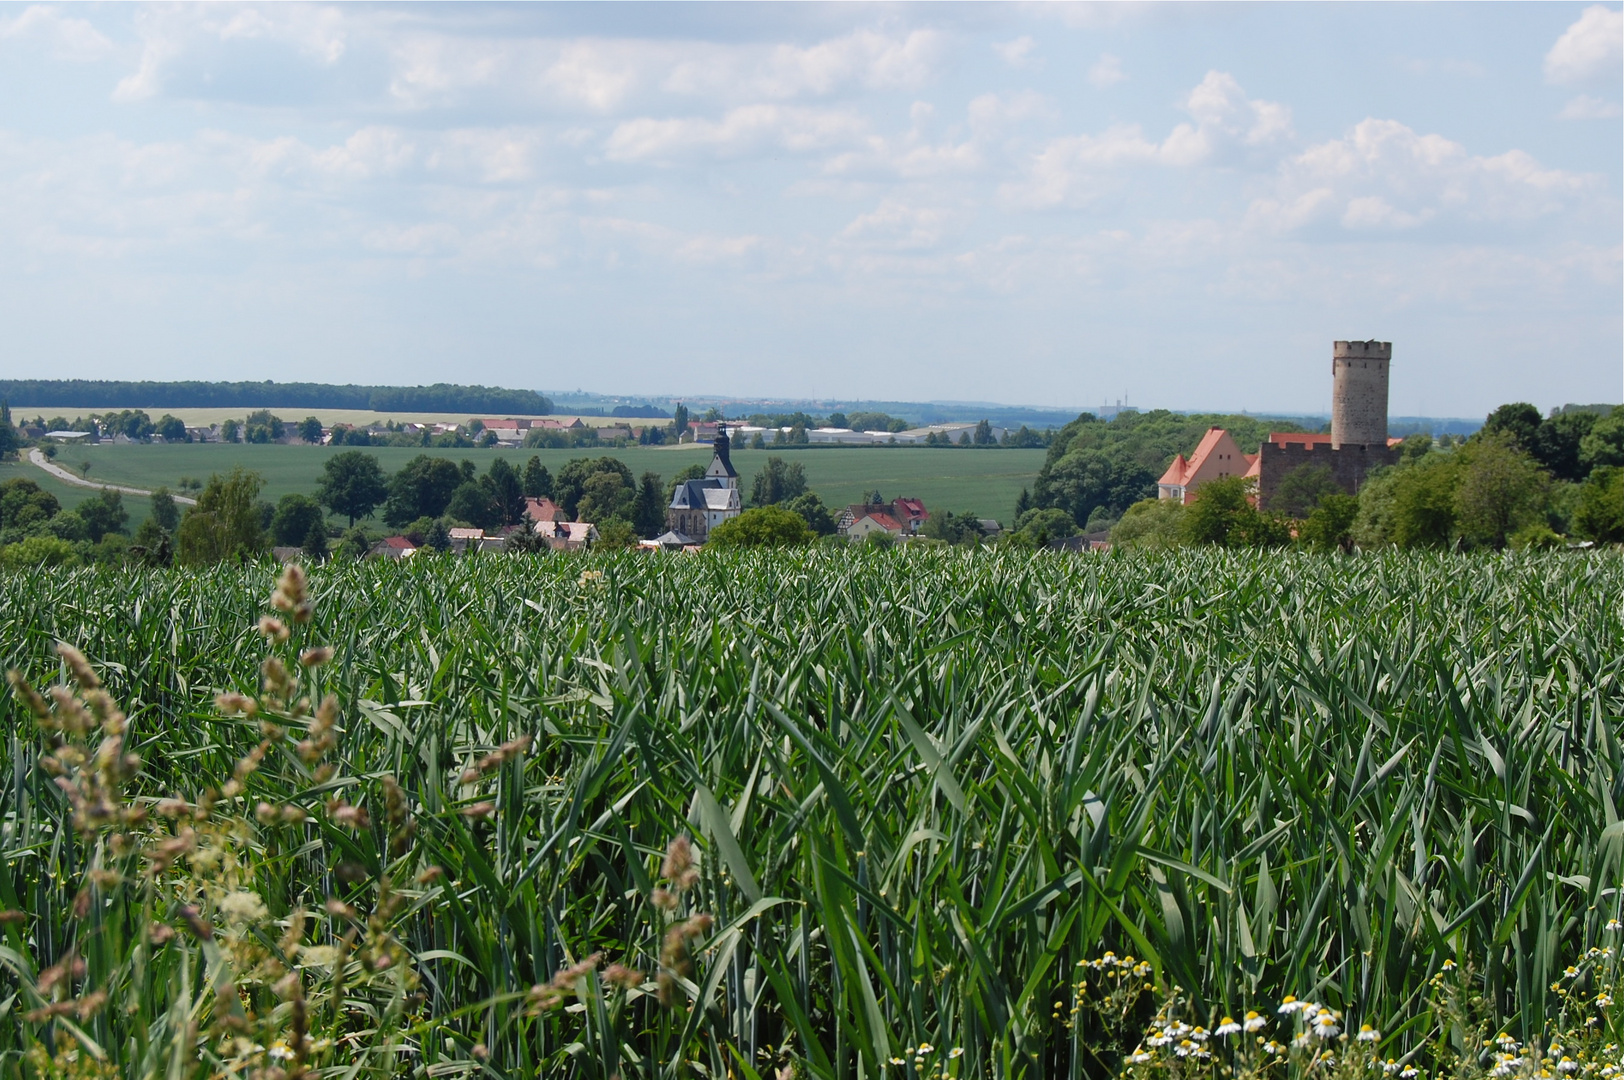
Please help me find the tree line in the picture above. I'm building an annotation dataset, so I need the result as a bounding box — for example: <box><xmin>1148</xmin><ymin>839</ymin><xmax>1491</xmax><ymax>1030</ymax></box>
<box><xmin>0</xmin><ymin>380</ymin><xmax>553</xmax><ymax>414</ymax></box>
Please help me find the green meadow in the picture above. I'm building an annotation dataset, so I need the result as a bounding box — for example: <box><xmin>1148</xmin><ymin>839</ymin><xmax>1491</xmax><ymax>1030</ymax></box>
<box><xmin>36</xmin><ymin>443</ymin><xmax>1048</xmax><ymax>524</ymax></box>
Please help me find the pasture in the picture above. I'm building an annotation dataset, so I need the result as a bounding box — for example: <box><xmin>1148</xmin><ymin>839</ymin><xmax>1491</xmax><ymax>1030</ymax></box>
<box><xmin>37</xmin><ymin>443</ymin><xmax>1048</xmax><ymax>523</ymax></box>
<box><xmin>0</xmin><ymin>549</ymin><xmax>1619</xmax><ymax>1078</ymax></box>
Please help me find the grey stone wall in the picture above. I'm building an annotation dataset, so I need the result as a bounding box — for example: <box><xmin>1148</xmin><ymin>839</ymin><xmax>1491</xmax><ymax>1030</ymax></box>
<box><xmin>1257</xmin><ymin>441</ymin><xmax>1399</xmax><ymax>511</ymax></box>
<box><xmin>1331</xmin><ymin>340</ymin><xmax>1391</xmax><ymax>448</ymax></box>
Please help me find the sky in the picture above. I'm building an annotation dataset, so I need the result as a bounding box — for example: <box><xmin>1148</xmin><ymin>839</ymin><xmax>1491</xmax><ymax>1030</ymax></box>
<box><xmin>0</xmin><ymin>2</ymin><xmax>1619</xmax><ymax>417</ymax></box>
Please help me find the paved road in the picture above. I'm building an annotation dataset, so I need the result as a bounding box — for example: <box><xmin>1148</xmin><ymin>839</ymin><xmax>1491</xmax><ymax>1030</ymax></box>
<box><xmin>27</xmin><ymin>448</ymin><xmax>198</xmax><ymax>505</ymax></box>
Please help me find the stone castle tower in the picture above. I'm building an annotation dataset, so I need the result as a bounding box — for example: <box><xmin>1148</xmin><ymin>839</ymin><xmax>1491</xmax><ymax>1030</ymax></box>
<box><xmin>1330</xmin><ymin>340</ymin><xmax>1391</xmax><ymax>448</ymax></box>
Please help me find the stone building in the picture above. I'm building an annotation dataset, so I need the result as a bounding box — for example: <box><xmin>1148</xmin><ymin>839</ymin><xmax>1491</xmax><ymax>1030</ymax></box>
<box><xmin>1159</xmin><ymin>340</ymin><xmax>1402</xmax><ymax>510</ymax></box>
<box><xmin>663</xmin><ymin>424</ymin><xmax>742</xmax><ymax>543</ymax></box>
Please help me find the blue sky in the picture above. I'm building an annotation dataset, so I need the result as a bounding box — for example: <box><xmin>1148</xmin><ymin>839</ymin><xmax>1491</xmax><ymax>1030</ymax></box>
<box><xmin>0</xmin><ymin>2</ymin><xmax>1618</xmax><ymax>417</ymax></box>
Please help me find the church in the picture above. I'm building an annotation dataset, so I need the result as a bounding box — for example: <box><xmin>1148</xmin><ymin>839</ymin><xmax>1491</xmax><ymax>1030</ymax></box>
<box><xmin>660</xmin><ymin>424</ymin><xmax>743</xmax><ymax>544</ymax></box>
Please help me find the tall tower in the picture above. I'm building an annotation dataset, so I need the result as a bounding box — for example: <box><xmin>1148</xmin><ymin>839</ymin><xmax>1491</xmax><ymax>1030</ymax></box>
<box><xmin>1331</xmin><ymin>340</ymin><xmax>1391</xmax><ymax>448</ymax></box>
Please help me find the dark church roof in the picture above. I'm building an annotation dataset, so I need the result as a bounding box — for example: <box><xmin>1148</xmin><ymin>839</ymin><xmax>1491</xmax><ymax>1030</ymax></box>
<box><xmin>711</xmin><ymin>425</ymin><xmax>737</xmax><ymax>478</ymax></box>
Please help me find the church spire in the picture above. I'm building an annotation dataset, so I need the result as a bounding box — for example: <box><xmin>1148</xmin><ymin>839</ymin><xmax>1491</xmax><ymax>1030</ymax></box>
<box><xmin>707</xmin><ymin>423</ymin><xmax>738</xmax><ymax>483</ymax></box>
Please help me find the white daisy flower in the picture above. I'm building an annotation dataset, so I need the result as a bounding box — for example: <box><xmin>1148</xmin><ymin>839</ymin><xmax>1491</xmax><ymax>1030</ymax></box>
<box><xmin>1245</xmin><ymin>1011</ymin><xmax>1267</xmax><ymax>1032</ymax></box>
<box><xmin>1216</xmin><ymin>1018</ymin><xmax>1242</xmax><ymax>1036</ymax></box>
<box><xmin>1358</xmin><ymin>1025</ymin><xmax>1380</xmax><ymax>1042</ymax></box>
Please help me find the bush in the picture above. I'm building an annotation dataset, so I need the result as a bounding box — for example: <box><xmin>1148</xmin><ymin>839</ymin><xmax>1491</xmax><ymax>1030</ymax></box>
<box><xmin>0</xmin><ymin>534</ymin><xmax>79</xmax><ymax>569</ymax></box>
<box><xmin>1110</xmin><ymin>498</ymin><xmax>1185</xmax><ymax>549</ymax></box>
<box><xmin>706</xmin><ymin>506</ymin><xmax>814</xmax><ymax>549</ymax></box>
<box><xmin>1299</xmin><ymin>493</ymin><xmax>1359</xmax><ymax>551</ymax></box>
<box><xmin>1573</xmin><ymin>466</ymin><xmax>1624</xmax><ymax>542</ymax></box>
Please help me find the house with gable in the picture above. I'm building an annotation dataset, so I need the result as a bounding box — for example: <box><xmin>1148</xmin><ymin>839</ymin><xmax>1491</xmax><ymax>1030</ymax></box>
<box><xmin>1156</xmin><ymin>428</ymin><xmax>1257</xmax><ymax>504</ymax></box>
<box><xmin>664</xmin><ymin>424</ymin><xmax>742</xmax><ymax>543</ymax></box>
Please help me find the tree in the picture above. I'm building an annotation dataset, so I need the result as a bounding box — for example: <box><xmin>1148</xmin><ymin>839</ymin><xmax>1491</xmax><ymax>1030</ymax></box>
<box><xmin>750</xmin><ymin>457</ymin><xmax>807</xmax><ymax>507</ymax></box>
<box><xmin>1531</xmin><ymin>410</ymin><xmax>1598</xmax><ymax>481</ymax></box>
<box><xmin>922</xmin><ymin>509</ymin><xmax>982</xmax><ymax>544</ymax></box>
<box><xmin>1481</xmin><ymin>403</ymin><xmax>1542</xmax><ymax>452</ymax></box>
<box><xmin>1013</xmin><ymin>487</ymin><xmax>1032</xmax><ymax>519</ymax></box>
<box><xmin>672</xmin><ymin>403</ymin><xmax>690</xmax><ymax>438</ymax></box>
<box><xmin>783</xmin><ymin>492</ymin><xmax>836</xmax><ymax>535</ymax></box>
<box><xmin>150</xmin><ymin>488</ymin><xmax>180</xmax><ymax>532</ymax></box>
<box><xmin>245</xmin><ymin>410</ymin><xmax>285</xmax><ymax>443</ymax></box>
<box><xmin>130</xmin><ymin>518</ymin><xmax>173</xmax><ymax>567</ymax></box>
<box><xmin>445</xmin><ymin>482</ymin><xmax>500</xmax><ymax>530</ymax></box>
<box><xmin>486</xmin><ymin>457</ymin><xmax>526</xmax><ymax>525</ymax></box>
<box><xmin>1395</xmin><ymin>433</ymin><xmax>1431</xmax><ymax>464</ymax></box>
<box><xmin>862</xmin><ymin>490</ymin><xmax>883</xmax><ymax>506</ymax></box>
<box><xmin>1</xmin><ymin>478</ymin><xmax>60</xmax><ymax>532</ymax></box>
<box><xmin>1387</xmin><ymin>458</ymin><xmax>1459</xmax><ymax>550</ymax></box>
<box><xmin>317</xmin><ymin>450</ymin><xmax>388</xmax><ymax>526</ymax></box>
<box><xmin>302</xmin><ymin>519</ymin><xmax>329</xmax><ymax>559</ymax></box>
<box><xmin>425</xmin><ymin>519</ymin><xmax>452</xmax><ymax>551</ymax></box>
<box><xmin>1012</xmin><ymin>508</ymin><xmax>1079</xmax><ymax>547</ymax></box>
<box><xmin>1573</xmin><ymin>466</ymin><xmax>1624</xmax><ymax>543</ymax></box>
<box><xmin>176</xmin><ymin>467</ymin><xmax>266</xmax><ymax>566</ymax></box>
<box><xmin>384</xmin><ymin>455</ymin><xmax>464</xmax><ymax>526</ymax></box>
<box><xmin>79</xmin><ymin>490</ymin><xmax>129</xmax><ymax>543</ymax></box>
<box><xmin>220</xmin><ymin>418</ymin><xmax>241</xmax><ymax>443</ymax></box>
<box><xmin>1110</xmin><ymin>498</ymin><xmax>1185</xmax><ymax>549</ymax></box>
<box><xmin>575</xmin><ymin>471</ymin><xmax>635</xmax><ymax>524</ymax></box>
<box><xmin>1452</xmin><ymin>432</ymin><xmax>1549</xmax><ymax>550</ymax></box>
<box><xmin>522</xmin><ymin>457</ymin><xmax>552</xmax><ymax>498</ymax></box>
<box><xmin>1181</xmin><ymin>477</ymin><xmax>1257</xmax><ymax>547</ymax></box>
<box><xmin>632</xmin><ymin>472</ymin><xmax>666</xmax><ymax>538</ymax></box>
<box><xmin>1269</xmin><ymin>463</ymin><xmax>1343</xmax><ymax>518</ymax></box>
<box><xmin>555</xmin><ymin>457</ymin><xmax>634</xmax><ymax>519</ymax></box>
<box><xmin>154</xmin><ymin>414</ymin><xmax>187</xmax><ymax>442</ymax></box>
<box><xmin>337</xmin><ymin>527</ymin><xmax>371</xmax><ymax>561</ymax></box>
<box><xmin>1580</xmin><ymin>409</ymin><xmax>1624</xmax><ymax>473</ymax></box>
<box><xmin>1033</xmin><ymin>449</ymin><xmax>1155</xmax><ymax>529</ymax></box>
<box><xmin>1299</xmin><ymin>494</ymin><xmax>1358</xmax><ymax>551</ymax></box>
<box><xmin>596</xmin><ymin>518</ymin><xmax>639</xmax><ymax>550</ymax></box>
<box><xmin>298</xmin><ymin>417</ymin><xmax>324</xmax><ymax>443</ymax></box>
<box><xmin>271</xmin><ymin>493</ymin><xmax>327</xmax><ymax>546</ymax></box>
<box><xmin>706</xmin><ymin>505</ymin><xmax>814</xmax><ymax>549</ymax></box>
<box><xmin>0</xmin><ymin>399</ymin><xmax>15</xmax><ymax>459</ymax></box>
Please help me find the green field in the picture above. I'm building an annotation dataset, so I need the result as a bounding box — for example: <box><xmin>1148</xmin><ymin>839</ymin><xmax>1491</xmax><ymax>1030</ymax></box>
<box><xmin>0</xmin><ymin>551</ymin><xmax>1618</xmax><ymax>1078</ymax></box>
<box><xmin>0</xmin><ymin>458</ymin><xmax>157</xmax><ymax>530</ymax></box>
<box><xmin>34</xmin><ymin>443</ymin><xmax>1047</xmax><ymax>524</ymax></box>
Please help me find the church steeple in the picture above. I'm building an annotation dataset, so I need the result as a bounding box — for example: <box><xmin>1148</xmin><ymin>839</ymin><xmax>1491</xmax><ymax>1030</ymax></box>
<box><xmin>706</xmin><ymin>423</ymin><xmax>738</xmax><ymax>486</ymax></box>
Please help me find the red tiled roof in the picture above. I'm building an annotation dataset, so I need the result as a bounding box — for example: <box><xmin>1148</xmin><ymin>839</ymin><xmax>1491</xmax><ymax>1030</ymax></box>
<box><xmin>1158</xmin><ymin>453</ymin><xmax>1190</xmax><ymax>486</ymax></box>
<box><xmin>893</xmin><ymin>497</ymin><xmax>927</xmax><ymax>519</ymax></box>
<box><xmin>380</xmin><ymin>536</ymin><xmax>414</xmax><ymax>550</ymax></box>
<box><xmin>861</xmin><ymin>512</ymin><xmax>903</xmax><ymax>531</ymax></box>
<box><xmin>524</xmin><ymin>497</ymin><xmax>567</xmax><ymax>522</ymax></box>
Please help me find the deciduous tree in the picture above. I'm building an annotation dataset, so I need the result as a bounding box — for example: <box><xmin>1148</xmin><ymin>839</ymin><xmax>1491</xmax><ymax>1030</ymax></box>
<box><xmin>317</xmin><ymin>450</ymin><xmax>388</xmax><ymax>526</ymax></box>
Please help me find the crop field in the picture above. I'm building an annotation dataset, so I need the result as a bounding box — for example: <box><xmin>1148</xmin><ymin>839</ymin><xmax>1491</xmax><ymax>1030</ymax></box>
<box><xmin>0</xmin><ymin>550</ymin><xmax>1619</xmax><ymax>1079</ymax></box>
<box><xmin>0</xmin><ymin>459</ymin><xmax>156</xmax><ymax>530</ymax></box>
<box><xmin>38</xmin><ymin>444</ymin><xmax>1047</xmax><ymax>523</ymax></box>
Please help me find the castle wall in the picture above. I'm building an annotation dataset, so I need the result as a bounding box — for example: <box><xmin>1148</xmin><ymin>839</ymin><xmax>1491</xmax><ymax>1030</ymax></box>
<box><xmin>1331</xmin><ymin>340</ymin><xmax>1391</xmax><ymax>448</ymax></box>
<box><xmin>1257</xmin><ymin>441</ymin><xmax>1399</xmax><ymax>511</ymax></box>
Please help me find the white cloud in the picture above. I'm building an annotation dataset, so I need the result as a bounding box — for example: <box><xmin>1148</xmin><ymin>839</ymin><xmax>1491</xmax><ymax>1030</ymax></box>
<box><xmin>1087</xmin><ymin>53</ymin><xmax>1126</xmax><ymax>87</ymax></box>
<box><xmin>1559</xmin><ymin>93</ymin><xmax>1623</xmax><ymax>119</ymax></box>
<box><xmin>0</xmin><ymin>5</ymin><xmax>114</xmax><ymax>62</ymax></box>
<box><xmin>603</xmin><ymin>106</ymin><xmax>867</xmax><ymax>163</ymax></box>
<box><xmin>663</xmin><ymin>28</ymin><xmax>944</xmax><ymax>100</ymax></box>
<box><xmin>993</xmin><ymin>36</ymin><xmax>1040</xmax><ymax>69</ymax></box>
<box><xmin>836</xmin><ymin>200</ymin><xmax>953</xmax><ymax>251</ymax></box>
<box><xmin>1160</xmin><ymin>71</ymin><xmax>1293</xmax><ymax>166</ymax></box>
<box><xmin>1003</xmin><ymin>72</ymin><xmax>1291</xmax><ymax>208</ymax></box>
<box><xmin>1249</xmin><ymin>118</ymin><xmax>1593</xmax><ymax>234</ymax></box>
<box><xmin>1544</xmin><ymin>5</ymin><xmax>1623</xmax><ymax>84</ymax></box>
